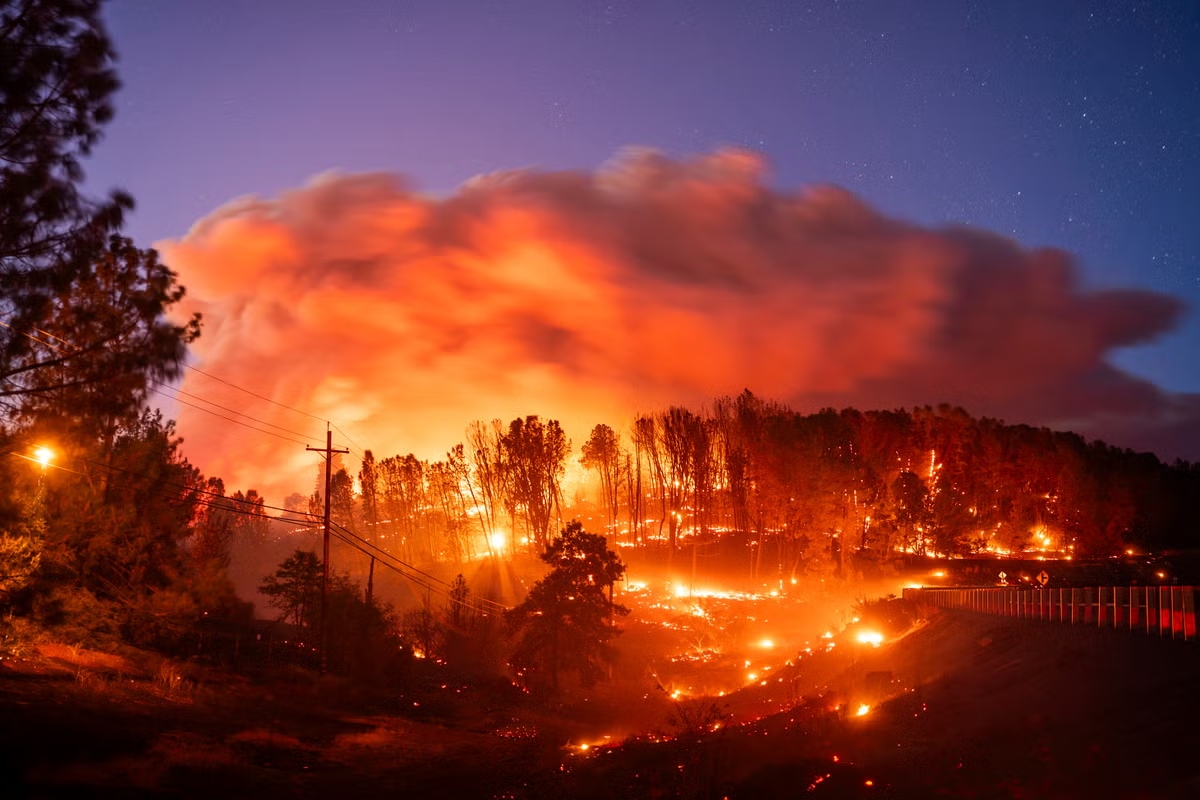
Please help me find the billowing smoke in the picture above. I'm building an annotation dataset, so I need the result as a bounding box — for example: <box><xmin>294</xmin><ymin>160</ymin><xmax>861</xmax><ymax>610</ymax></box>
<box><xmin>159</xmin><ymin>149</ymin><xmax>1194</xmax><ymax>502</ymax></box>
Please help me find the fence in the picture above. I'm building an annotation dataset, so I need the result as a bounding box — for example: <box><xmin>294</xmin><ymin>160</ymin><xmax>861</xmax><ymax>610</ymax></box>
<box><xmin>902</xmin><ymin>585</ymin><xmax>1197</xmax><ymax>642</ymax></box>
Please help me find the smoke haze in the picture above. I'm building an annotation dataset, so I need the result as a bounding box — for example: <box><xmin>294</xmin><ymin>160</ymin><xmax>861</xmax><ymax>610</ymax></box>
<box><xmin>160</xmin><ymin>150</ymin><xmax>1195</xmax><ymax>501</ymax></box>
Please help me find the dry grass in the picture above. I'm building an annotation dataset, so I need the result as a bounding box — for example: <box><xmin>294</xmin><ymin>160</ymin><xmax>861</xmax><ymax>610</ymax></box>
<box><xmin>332</xmin><ymin>721</ymin><xmax>407</xmax><ymax>749</ymax></box>
<box><xmin>226</xmin><ymin>727</ymin><xmax>309</xmax><ymax>750</ymax></box>
<box><xmin>150</xmin><ymin>731</ymin><xmax>238</xmax><ymax>769</ymax></box>
<box><xmin>30</xmin><ymin>643</ymin><xmax>202</xmax><ymax>704</ymax></box>
<box><xmin>73</xmin><ymin>667</ymin><xmax>112</xmax><ymax>694</ymax></box>
<box><xmin>154</xmin><ymin>659</ymin><xmax>197</xmax><ymax>701</ymax></box>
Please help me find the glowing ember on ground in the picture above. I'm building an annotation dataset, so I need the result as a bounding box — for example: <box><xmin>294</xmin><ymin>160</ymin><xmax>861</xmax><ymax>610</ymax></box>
<box><xmin>618</xmin><ymin>573</ymin><xmax>888</xmax><ymax>701</ymax></box>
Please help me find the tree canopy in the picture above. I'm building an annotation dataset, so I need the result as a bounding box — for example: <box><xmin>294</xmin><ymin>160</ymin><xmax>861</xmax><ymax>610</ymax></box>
<box><xmin>506</xmin><ymin>520</ymin><xmax>627</xmax><ymax>693</ymax></box>
<box><xmin>0</xmin><ymin>1</ymin><xmax>197</xmax><ymax>423</ymax></box>
<box><xmin>0</xmin><ymin>2</ymin><xmax>213</xmax><ymax>654</ymax></box>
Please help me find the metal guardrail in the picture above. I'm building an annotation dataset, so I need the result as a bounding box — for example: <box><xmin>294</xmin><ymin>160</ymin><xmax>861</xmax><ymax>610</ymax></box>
<box><xmin>902</xmin><ymin>585</ymin><xmax>1197</xmax><ymax>642</ymax></box>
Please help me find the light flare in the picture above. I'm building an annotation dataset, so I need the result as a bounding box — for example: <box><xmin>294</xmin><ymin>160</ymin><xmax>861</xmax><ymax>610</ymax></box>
<box><xmin>855</xmin><ymin>630</ymin><xmax>884</xmax><ymax>647</ymax></box>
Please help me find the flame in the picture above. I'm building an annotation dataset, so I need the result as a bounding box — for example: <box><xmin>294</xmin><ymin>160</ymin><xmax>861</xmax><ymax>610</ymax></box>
<box><xmin>855</xmin><ymin>630</ymin><xmax>884</xmax><ymax>647</ymax></box>
<box><xmin>855</xmin><ymin>703</ymin><xmax>871</xmax><ymax>717</ymax></box>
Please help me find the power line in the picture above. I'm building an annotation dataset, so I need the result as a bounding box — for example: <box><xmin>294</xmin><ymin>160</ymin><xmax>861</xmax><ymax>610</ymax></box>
<box><xmin>38</xmin><ymin>450</ymin><xmax>507</xmax><ymax>612</ymax></box>
<box><xmin>75</xmin><ymin>454</ymin><xmax>315</xmax><ymax>519</ymax></box>
<box><xmin>326</xmin><ymin>518</ymin><xmax>508</xmax><ymax>614</ymax></box>
<box><xmin>3</xmin><ymin>313</ymin><xmax>380</xmax><ymax>475</ymax></box>
<box><xmin>329</xmin><ymin>422</ymin><xmax>370</xmax><ymax>461</ymax></box>
<box><xmin>174</xmin><ymin>364</ymin><xmax>376</xmax><ymax>464</ymax></box>
<box><xmin>80</xmin><ymin>454</ymin><xmax>505</xmax><ymax>612</ymax></box>
<box><xmin>150</xmin><ymin>384</ymin><xmax>321</xmax><ymax>446</ymax></box>
<box><xmin>2</xmin><ymin>311</ymin><xmax>329</xmax><ymax>443</ymax></box>
<box><xmin>183</xmin><ymin>362</ymin><xmax>328</xmax><ymax>422</ymax></box>
<box><xmin>2</xmin><ymin>317</ymin><xmax>511</xmax><ymax>610</ymax></box>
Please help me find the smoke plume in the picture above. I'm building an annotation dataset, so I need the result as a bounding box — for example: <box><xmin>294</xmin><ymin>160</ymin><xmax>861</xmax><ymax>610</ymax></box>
<box><xmin>159</xmin><ymin>149</ymin><xmax>1194</xmax><ymax>501</ymax></box>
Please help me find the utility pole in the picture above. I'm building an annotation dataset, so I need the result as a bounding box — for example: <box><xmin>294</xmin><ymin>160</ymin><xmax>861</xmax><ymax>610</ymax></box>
<box><xmin>307</xmin><ymin>427</ymin><xmax>348</xmax><ymax>673</ymax></box>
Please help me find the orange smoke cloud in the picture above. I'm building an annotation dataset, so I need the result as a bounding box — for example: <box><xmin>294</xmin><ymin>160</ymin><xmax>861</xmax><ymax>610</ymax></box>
<box><xmin>159</xmin><ymin>149</ymin><xmax>1192</xmax><ymax>501</ymax></box>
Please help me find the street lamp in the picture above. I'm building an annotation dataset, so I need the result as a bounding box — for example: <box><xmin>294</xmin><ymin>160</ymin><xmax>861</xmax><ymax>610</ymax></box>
<box><xmin>33</xmin><ymin>446</ymin><xmax>53</xmax><ymax>468</ymax></box>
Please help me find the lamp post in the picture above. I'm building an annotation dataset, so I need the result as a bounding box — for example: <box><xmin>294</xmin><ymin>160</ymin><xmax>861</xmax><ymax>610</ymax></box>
<box><xmin>31</xmin><ymin>445</ymin><xmax>54</xmax><ymax>504</ymax></box>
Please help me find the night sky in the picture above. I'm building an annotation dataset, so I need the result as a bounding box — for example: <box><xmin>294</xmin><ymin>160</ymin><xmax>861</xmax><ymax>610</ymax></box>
<box><xmin>82</xmin><ymin>0</ymin><xmax>1200</xmax><ymax>497</ymax></box>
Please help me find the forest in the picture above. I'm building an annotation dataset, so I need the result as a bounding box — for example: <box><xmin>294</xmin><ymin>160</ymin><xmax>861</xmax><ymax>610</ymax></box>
<box><xmin>337</xmin><ymin>397</ymin><xmax>1200</xmax><ymax>579</ymax></box>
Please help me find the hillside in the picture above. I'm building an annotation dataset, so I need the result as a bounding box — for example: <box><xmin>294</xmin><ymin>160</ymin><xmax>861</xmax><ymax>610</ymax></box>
<box><xmin>3</xmin><ymin>608</ymin><xmax>1198</xmax><ymax>798</ymax></box>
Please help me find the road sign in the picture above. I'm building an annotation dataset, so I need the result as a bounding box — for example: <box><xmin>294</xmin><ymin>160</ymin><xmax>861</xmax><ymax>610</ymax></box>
<box><xmin>998</xmin><ymin>571</ymin><xmax>1008</xmax><ymax>586</ymax></box>
<box><xmin>1036</xmin><ymin>570</ymin><xmax>1049</xmax><ymax>586</ymax></box>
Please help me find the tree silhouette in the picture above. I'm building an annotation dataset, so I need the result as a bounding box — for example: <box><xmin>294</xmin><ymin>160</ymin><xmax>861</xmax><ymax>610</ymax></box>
<box><xmin>1</xmin><ymin>2</ymin><xmax>200</xmax><ymax>413</ymax></box>
<box><xmin>581</xmin><ymin>423</ymin><xmax>621</xmax><ymax>530</ymax></box>
<box><xmin>501</xmin><ymin>416</ymin><xmax>568</xmax><ymax>550</ymax></box>
<box><xmin>259</xmin><ymin>549</ymin><xmax>322</xmax><ymax>630</ymax></box>
<box><xmin>506</xmin><ymin>520</ymin><xmax>627</xmax><ymax>693</ymax></box>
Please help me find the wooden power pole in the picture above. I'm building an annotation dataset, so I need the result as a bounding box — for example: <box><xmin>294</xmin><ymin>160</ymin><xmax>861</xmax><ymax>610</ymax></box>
<box><xmin>307</xmin><ymin>427</ymin><xmax>348</xmax><ymax>673</ymax></box>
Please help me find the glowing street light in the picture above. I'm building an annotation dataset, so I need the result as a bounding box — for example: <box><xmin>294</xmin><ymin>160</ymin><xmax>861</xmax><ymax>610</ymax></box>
<box><xmin>33</xmin><ymin>446</ymin><xmax>54</xmax><ymax>468</ymax></box>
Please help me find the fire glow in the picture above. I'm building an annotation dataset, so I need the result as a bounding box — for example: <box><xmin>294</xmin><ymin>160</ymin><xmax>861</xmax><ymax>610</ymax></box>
<box><xmin>160</xmin><ymin>151</ymin><xmax>1185</xmax><ymax>501</ymax></box>
<box><xmin>855</xmin><ymin>630</ymin><xmax>884</xmax><ymax>647</ymax></box>
<box><xmin>625</xmin><ymin>574</ymin><xmax>882</xmax><ymax>706</ymax></box>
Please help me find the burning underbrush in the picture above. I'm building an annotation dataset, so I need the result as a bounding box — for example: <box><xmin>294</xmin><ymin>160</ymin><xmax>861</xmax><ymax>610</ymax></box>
<box><xmin>547</xmin><ymin>590</ymin><xmax>1200</xmax><ymax>799</ymax></box>
<box><xmin>6</xmin><ymin>583</ymin><xmax>1198</xmax><ymax>798</ymax></box>
<box><xmin>612</xmin><ymin>572</ymin><xmax>917</xmax><ymax>704</ymax></box>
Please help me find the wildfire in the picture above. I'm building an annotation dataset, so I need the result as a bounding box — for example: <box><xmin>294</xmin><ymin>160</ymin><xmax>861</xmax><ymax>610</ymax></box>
<box><xmin>855</xmin><ymin>630</ymin><xmax>884</xmax><ymax>647</ymax></box>
<box><xmin>855</xmin><ymin>703</ymin><xmax>871</xmax><ymax>717</ymax></box>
